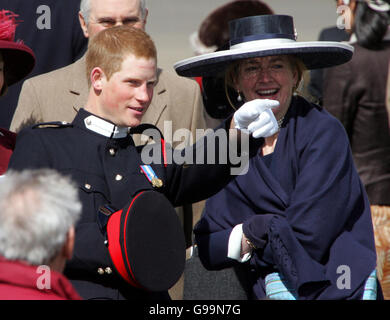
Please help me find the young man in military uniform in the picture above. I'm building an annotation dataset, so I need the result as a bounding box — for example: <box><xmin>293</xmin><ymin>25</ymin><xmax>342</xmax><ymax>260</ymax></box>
<box><xmin>8</xmin><ymin>26</ymin><xmax>279</xmax><ymax>300</ymax></box>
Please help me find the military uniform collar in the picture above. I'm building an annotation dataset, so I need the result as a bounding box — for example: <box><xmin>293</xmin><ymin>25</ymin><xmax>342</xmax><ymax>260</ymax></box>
<box><xmin>77</xmin><ymin>109</ymin><xmax>130</xmax><ymax>139</ymax></box>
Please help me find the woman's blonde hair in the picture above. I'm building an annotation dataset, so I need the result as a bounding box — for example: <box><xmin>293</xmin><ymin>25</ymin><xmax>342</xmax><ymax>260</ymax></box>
<box><xmin>86</xmin><ymin>25</ymin><xmax>157</xmax><ymax>86</ymax></box>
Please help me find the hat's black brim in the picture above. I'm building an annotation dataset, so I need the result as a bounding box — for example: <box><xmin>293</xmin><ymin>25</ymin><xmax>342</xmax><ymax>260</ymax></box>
<box><xmin>1</xmin><ymin>47</ymin><xmax>35</xmax><ymax>86</ymax></box>
<box><xmin>119</xmin><ymin>190</ymin><xmax>186</xmax><ymax>292</ymax></box>
<box><xmin>175</xmin><ymin>45</ymin><xmax>353</xmax><ymax>77</ymax></box>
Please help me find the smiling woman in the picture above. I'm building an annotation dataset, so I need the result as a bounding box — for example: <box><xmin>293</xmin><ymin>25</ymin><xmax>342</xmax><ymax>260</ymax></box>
<box><xmin>226</xmin><ymin>55</ymin><xmax>305</xmax><ymax>122</ymax></box>
<box><xmin>175</xmin><ymin>14</ymin><xmax>382</xmax><ymax>300</ymax></box>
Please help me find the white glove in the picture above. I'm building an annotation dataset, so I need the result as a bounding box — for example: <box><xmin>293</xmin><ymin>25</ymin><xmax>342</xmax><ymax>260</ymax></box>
<box><xmin>233</xmin><ymin>99</ymin><xmax>280</xmax><ymax>138</ymax></box>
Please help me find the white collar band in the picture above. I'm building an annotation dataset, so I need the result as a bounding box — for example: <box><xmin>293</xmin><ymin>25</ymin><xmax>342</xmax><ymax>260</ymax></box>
<box><xmin>230</xmin><ymin>38</ymin><xmax>295</xmax><ymax>50</ymax></box>
<box><xmin>84</xmin><ymin>115</ymin><xmax>129</xmax><ymax>138</ymax></box>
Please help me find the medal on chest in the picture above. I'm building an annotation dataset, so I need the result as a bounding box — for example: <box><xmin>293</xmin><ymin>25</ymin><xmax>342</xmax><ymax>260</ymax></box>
<box><xmin>140</xmin><ymin>165</ymin><xmax>163</xmax><ymax>188</ymax></box>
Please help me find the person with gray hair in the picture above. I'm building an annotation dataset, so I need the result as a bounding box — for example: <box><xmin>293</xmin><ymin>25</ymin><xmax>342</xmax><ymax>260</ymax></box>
<box><xmin>0</xmin><ymin>169</ymin><xmax>82</xmax><ymax>300</ymax></box>
<box><xmin>79</xmin><ymin>0</ymin><xmax>147</xmax><ymax>25</ymax></box>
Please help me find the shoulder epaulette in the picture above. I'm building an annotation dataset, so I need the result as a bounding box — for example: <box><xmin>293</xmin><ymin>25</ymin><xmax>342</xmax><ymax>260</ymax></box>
<box><xmin>32</xmin><ymin>121</ymin><xmax>73</xmax><ymax>129</ymax></box>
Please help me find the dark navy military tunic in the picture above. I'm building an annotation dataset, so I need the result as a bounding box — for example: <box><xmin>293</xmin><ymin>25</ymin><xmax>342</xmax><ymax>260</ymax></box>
<box><xmin>8</xmin><ymin>108</ymin><xmax>238</xmax><ymax>300</ymax></box>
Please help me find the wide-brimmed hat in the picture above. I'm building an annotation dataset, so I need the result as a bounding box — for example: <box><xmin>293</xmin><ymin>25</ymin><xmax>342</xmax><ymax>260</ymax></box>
<box><xmin>0</xmin><ymin>10</ymin><xmax>35</xmax><ymax>86</ymax></box>
<box><xmin>175</xmin><ymin>15</ymin><xmax>354</xmax><ymax>77</ymax></box>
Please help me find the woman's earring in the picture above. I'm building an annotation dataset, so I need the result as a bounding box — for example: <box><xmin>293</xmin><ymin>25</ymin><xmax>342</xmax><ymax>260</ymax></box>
<box><xmin>237</xmin><ymin>91</ymin><xmax>242</xmax><ymax>102</ymax></box>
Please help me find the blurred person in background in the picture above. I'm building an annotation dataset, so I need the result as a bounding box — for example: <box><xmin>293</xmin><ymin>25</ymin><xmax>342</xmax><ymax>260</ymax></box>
<box><xmin>0</xmin><ymin>9</ymin><xmax>35</xmax><ymax>175</ymax></box>
<box><xmin>322</xmin><ymin>0</ymin><xmax>390</xmax><ymax>299</ymax></box>
<box><xmin>0</xmin><ymin>0</ymin><xmax>87</xmax><ymax>129</ymax></box>
<box><xmin>0</xmin><ymin>169</ymin><xmax>82</xmax><ymax>300</ymax></box>
<box><xmin>387</xmin><ymin>62</ymin><xmax>390</xmax><ymax>126</ymax></box>
<box><xmin>306</xmin><ymin>0</ymin><xmax>350</xmax><ymax>105</ymax></box>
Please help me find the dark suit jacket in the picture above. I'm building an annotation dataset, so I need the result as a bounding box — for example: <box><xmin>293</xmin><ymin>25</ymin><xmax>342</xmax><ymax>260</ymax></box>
<box><xmin>323</xmin><ymin>42</ymin><xmax>390</xmax><ymax>205</ymax></box>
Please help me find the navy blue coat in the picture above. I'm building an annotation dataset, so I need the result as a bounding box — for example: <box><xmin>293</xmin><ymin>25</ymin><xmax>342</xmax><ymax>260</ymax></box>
<box><xmin>195</xmin><ymin>96</ymin><xmax>378</xmax><ymax>300</ymax></box>
<box><xmin>8</xmin><ymin>108</ymin><xmax>241</xmax><ymax>300</ymax></box>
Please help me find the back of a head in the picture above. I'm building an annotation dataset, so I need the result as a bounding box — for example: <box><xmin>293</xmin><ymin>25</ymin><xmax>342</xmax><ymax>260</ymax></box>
<box><xmin>354</xmin><ymin>0</ymin><xmax>390</xmax><ymax>49</ymax></box>
<box><xmin>0</xmin><ymin>169</ymin><xmax>81</xmax><ymax>266</ymax></box>
<box><xmin>86</xmin><ymin>25</ymin><xmax>157</xmax><ymax>85</ymax></box>
<box><xmin>198</xmin><ymin>0</ymin><xmax>274</xmax><ymax>52</ymax></box>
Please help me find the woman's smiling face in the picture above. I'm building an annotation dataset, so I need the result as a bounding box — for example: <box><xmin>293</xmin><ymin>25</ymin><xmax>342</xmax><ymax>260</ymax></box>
<box><xmin>234</xmin><ymin>55</ymin><xmax>298</xmax><ymax>120</ymax></box>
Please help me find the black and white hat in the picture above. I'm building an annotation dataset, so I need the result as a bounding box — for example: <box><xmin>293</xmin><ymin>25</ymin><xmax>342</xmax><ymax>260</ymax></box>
<box><xmin>175</xmin><ymin>15</ymin><xmax>354</xmax><ymax>77</ymax></box>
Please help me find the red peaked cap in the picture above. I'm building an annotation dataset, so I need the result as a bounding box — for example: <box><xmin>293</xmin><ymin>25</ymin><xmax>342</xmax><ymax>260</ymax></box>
<box><xmin>106</xmin><ymin>190</ymin><xmax>186</xmax><ymax>291</ymax></box>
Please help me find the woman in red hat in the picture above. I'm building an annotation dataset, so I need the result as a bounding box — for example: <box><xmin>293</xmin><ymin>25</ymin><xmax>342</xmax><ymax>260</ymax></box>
<box><xmin>0</xmin><ymin>10</ymin><xmax>35</xmax><ymax>175</ymax></box>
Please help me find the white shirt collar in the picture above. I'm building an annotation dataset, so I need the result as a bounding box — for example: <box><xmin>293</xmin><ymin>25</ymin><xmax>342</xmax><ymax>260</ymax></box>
<box><xmin>84</xmin><ymin>115</ymin><xmax>129</xmax><ymax>138</ymax></box>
